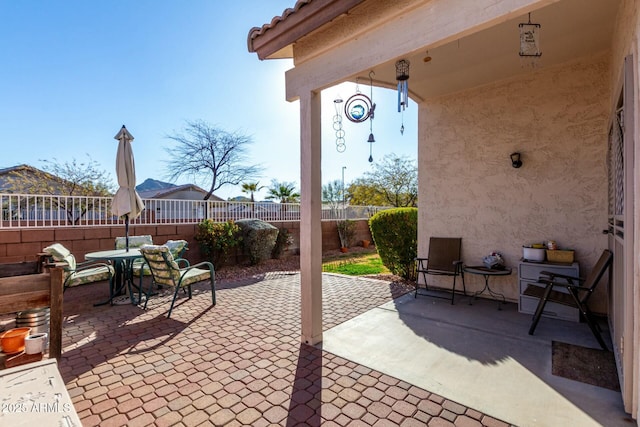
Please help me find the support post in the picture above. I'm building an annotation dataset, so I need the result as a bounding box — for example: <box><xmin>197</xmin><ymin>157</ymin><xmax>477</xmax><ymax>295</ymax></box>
<box><xmin>299</xmin><ymin>90</ymin><xmax>323</xmax><ymax>345</ymax></box>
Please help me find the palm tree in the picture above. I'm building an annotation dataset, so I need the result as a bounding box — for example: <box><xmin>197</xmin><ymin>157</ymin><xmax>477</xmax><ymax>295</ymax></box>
<box><xmin>241</xmin><ymin>181</ymin><xmax>263</xmax><ymax>216</ymax></box>
<box><xmin>266</xmin><ymin>181</ymin><xmax>300</xmax><ymax>218</ymax></box>
<box><xmin>241</xmin><ymin>181</ymin><xmax>263</xmax><ymax>203</ymax></box>
<box><xmin>266</xmin><ymin>181</ymin><xmax>300</xmax><ymax>203</ymax></box>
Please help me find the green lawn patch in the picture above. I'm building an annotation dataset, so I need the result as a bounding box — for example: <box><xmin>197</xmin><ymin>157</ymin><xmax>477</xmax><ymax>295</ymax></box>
<box><xmin>322</xmin><ymin>252</ymin><xmax>390</xmax><ymax>276</ymax></box>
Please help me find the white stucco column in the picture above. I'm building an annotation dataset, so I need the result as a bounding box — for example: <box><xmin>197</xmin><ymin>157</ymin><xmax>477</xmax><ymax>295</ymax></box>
<box><xmin>299</xmin><ymin>89</ymin><xmax>323</xmax><ymax>345</ymax></box>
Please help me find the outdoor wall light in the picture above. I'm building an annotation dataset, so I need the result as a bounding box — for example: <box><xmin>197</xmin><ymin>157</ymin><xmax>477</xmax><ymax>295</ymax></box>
<box><xmin>511</xmin><ymin>152</ymin><xmax>523</xmax><ymax>168</ymax></box>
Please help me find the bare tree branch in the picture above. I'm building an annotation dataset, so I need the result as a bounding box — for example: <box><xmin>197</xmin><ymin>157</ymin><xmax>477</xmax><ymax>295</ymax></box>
<box><xmin>164</xmin><ymin>120</ymin><xmax>262</xmax><ymax>200</ymax></box>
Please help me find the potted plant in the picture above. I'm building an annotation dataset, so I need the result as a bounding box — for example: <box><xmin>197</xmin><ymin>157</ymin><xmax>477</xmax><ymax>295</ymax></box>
<box><xmin>336</xmin><ymin>219</ymin><xmax>356</xmax><ymax>251</ymax></box>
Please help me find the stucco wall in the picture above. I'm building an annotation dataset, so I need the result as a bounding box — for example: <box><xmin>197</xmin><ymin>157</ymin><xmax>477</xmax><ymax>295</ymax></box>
<box><xmin>610</xmin><ymin>0</ymin><xmax>638</xmax><ymax>98</ymax></box>
<box><xmin>418</xmin><ymin>54</ymin><xmax>610</xmax><ymax>312</ymax></box>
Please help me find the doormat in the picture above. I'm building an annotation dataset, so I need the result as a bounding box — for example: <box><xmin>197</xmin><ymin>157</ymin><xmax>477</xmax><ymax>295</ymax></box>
<box><xmin>552</xmin><ymin>341</ymin><xmax>620</xmax><ymax>391</ymax></box>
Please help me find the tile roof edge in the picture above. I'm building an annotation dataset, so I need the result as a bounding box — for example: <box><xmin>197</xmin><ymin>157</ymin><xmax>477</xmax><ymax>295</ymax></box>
<box><xmin>247</xmin><ymin>0</ymin><xmax>313</xmax><ymax>47</ymax></box>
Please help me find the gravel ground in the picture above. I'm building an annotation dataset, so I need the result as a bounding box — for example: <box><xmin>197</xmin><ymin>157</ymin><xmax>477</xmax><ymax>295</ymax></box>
<box><xmin>214</xmin><ymin>246</ymin><xmax>413</xmax><ymax>287</ymax></box>
<box><xmin>214</xmin><ymin>254</ymin><xmax>302</xmax><ymax>282</ymax></box>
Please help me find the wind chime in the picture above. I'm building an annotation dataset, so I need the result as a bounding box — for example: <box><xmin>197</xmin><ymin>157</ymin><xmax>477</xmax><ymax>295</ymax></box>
<box><xmin>333</xmin><ymin>95</ymin><xmax>345</xmax><ymax>152</ymax></box>
<box><xmin>519</xmin><ymin>13</ymin><xmax>542</xmax><ymax>68</ymax></box>
<box><xmin>366</xmin><ymin>71</ymin><xmax>376</xmax><ymax>162</ymax></box>
<box><xmin>344</xmin><ymin>72</ymin><xmax>376</xmax><ymax>162</ymax></box>
<box><xmin>396</xmin><ymin>59</ymin><xmax>410</xmax><ymax>135</ymax></box>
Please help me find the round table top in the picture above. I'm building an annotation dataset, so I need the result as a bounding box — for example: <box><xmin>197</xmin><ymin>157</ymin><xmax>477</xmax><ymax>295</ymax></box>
<box><xmin>85</xmin><ymin>248</ymin><xmax>142</xmax><ymax>261</ymax></box>
<box><xmin>463</xmin><ymin>265</ymin><xmax>512</xmax><ymax>276</ymax></box>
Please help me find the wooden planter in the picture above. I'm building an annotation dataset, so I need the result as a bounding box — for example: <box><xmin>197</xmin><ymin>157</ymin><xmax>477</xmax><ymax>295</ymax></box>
<box><xmin>0</xmin><ymin>259</ymin><xmax>64</xmax><ymax>363</ymax></box>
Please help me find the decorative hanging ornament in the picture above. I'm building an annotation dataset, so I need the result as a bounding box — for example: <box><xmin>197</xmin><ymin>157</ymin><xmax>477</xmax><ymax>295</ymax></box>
<box><xmin>345</xmin><ymin>78</ymin><xmax>373</xmax><ymax>123</ymax></box>
<box><xmin>519</xmin><ymin>13</ymin><xmax>541</xmax><ymax>67</ymax></box>
<box><xmin>333</xmin><ymin>96</ymin><xmax>346</xmax><ymax>153</ymax></box>
<box><xmin>396</xmin><ymin>59</ymin><xmax>410</xmax><ymax>113</ymax></box>
<box><xmin>367</xmin><ymin>71</ymin><xmax>376</xmax><ymax>162</ymax></box>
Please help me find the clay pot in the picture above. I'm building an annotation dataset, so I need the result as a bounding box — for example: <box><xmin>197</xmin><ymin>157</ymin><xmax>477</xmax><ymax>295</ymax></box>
<box><xmin>0</xmin><ymin>327</ymin><xmax>31</xmax><ymax>354</ymax></box>
<box><xmin>362</xmin><ymin>240</ymin><xmax>370</xmax><ymax>248</ymax></box>
<box><xmin>340</xmin><ymin>247</ymin><xmax>348</xmax><ymax>253</ymax></box>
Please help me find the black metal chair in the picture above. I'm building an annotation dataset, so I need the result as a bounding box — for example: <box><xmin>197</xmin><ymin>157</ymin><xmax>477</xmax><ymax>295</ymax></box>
<box><xmin>415</xmin><ymin>237</ymin><xmax>465</xmax><ymax>304</ymax></box>
<box><xmin>523</xmin><ymin>249</ymin><xmax>613</xmax><ymax>350</ymax></box>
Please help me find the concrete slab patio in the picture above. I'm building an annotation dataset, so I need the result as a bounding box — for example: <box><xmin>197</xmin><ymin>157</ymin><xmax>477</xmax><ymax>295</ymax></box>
<box><xmin>323</xmin><ymin>289</ymin><xmax>630</xmax><ymax>427</ymax></box>
<box><xmin>48</xmin><ymin>272</ymin><xmax>629</xmax><ymax>426</ymax></box>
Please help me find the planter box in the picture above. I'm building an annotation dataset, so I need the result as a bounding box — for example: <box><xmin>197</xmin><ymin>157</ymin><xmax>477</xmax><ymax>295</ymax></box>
<box><xmin>0</xmin><ymin>261</ymin><xmax>40</xmax><ymax>278</ymax></box>
<box><xmin>0</xmin><ymin>260</ymin><xmax>64</xmax><ymax>363</ymax></box>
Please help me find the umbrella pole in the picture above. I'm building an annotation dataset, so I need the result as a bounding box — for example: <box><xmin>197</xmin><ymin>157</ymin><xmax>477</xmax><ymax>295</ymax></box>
<box><xmin>125</xmin><ymin>214</ymin><xmax>130</xmax><ymax>252</ymax></box>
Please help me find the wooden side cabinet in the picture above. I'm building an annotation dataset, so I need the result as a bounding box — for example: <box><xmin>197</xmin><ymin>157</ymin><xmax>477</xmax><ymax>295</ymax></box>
<box><xmin>518</xmin><ymin>260</ymin><xmax>580</xmax><ymax>322</ymax></box>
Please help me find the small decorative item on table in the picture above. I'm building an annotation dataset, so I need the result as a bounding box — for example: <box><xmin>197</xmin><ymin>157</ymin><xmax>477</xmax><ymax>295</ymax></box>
<box><xmin>483</xmin><ymin>251</ymin><xmax>505</xmax><ymax>270</ymax></box>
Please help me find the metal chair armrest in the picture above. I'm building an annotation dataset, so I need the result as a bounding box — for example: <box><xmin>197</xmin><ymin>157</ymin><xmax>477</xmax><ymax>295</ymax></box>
<box><xmin>184</xmin><ymin>261</ymin><xmax>215</xmax><ymax>273</ymax></box>
<box><xmin>539</xmin><ymin>270</ymin><xmax>583</xmax><ymax>284</ymax></box>
<box><xmin>75</xmin><ymin>260</ymin><xmax>113</xmax><ymax>272</ymax></box>
<box><xmin>177</xmin><ymin>261</ymin><xmax>215</xmax><ymax>287</ymax></box>
<box><xmin>175</xmin><ymin>258</ymin><xmax>190</xmax><ymax>268</ymax></box>
<box><xmin>539</xmin><ymin>278</ymin><xmax>591</xmax><ymax>292</ymax></box>
<box><xmin>453</xmin><ymin>260</ymin><xmax>463</xmax><ymax>273</ymax></box>
<box><xmin>415</xmin><ymin>258</ymin><xmax>428</xmax><ymax>271</ymax></box>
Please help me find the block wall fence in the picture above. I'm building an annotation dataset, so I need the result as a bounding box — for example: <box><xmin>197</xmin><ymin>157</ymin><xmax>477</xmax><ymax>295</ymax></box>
<box><xmin>0</xmin><ymin>220</ymin><xmax>373</xmax><ymax>265</ymax></box>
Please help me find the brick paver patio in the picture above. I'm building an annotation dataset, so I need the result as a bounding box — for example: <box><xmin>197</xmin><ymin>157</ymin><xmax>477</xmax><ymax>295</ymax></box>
<box><xmin>57</xmin><ymin>271</ymin><xmax>513</xmax><ymax>426</ymax></box>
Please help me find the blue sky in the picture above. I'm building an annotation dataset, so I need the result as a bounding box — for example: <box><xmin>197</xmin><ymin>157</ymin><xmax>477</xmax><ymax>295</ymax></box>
<box><xmin>0</xmin><ymin>1</ymin><xmax>417</xmax><ymax>200</ymax></box>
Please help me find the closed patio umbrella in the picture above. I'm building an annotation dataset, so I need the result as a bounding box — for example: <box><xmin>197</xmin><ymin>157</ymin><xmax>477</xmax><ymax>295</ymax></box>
<box><xmin>112</xmin><ymin>125</ymin><xmax>145</xmax><ymax>251</ymax></box>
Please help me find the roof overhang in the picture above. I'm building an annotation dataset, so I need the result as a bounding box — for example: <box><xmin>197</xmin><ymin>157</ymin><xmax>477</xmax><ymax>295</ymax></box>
<box><xmin>247</xmin><ymin>0</ymin><xmax>364</xmax><ymax>60</ymax></box>
<box><xmin>277</xmin><ymin>0</ymin><xmax>620</xmax><ymax>102</ymax></box>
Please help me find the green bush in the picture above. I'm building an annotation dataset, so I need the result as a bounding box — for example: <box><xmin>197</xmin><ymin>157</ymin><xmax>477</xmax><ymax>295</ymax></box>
<box><xmin>336</xmin><ymin>219</ymin><xmax>356</xmax><ymax>248</ymax></box>
<box><xmin>194</xmin><ymin>219</ymin><xmax>242</xmax><ymax>266</ymax></box>
<box><xmin>236</xmin><ymin>219</ymin><xmax>279</xmax><ymax>265</ymax></box>
<box><xmin>369</xmin><ymin>207</ymin><xmax>417</xmax><ymax>279</ymax></box>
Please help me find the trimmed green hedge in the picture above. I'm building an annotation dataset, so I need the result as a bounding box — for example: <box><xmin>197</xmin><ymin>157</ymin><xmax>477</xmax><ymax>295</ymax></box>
<box><xmin>369</xmin><ymin>207</ymin><xmax>417</xmax><ymax>279</ymax></box>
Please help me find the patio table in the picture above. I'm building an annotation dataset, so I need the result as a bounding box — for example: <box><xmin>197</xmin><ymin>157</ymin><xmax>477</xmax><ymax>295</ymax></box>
<box><xmin>85</xmin><ymin>248</ymin><xmax>143</xmax><ymax>306</ymax></box>
<box><xmin>463</xmin><ymin>265</ymin><xmax>512</xmax><ymax>310</ymax></box>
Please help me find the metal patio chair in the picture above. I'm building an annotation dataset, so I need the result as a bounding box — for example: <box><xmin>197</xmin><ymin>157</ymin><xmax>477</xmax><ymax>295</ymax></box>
<box><xmin>139</xmin><ymin>244</ymin><xmax>215</xmax><ymax>318</ymax></box>
<box><xmin>132</xmin><ymin>239</ymin><xmax>188</xmax><ymax>284</ymax></box>
<box><xmin>42</xmin><ymin>243</ymin><xmax>114</xmax><ymax>292</ymax></box>
<box><xmin>415</xmin><ymin>237</ymin><xmax>466</xmax><ymax>304</ymax></box>
<box><xmin>523</xmin><ymin>249</ymin><xmax>613</xmax><ymax>350</ymax></box>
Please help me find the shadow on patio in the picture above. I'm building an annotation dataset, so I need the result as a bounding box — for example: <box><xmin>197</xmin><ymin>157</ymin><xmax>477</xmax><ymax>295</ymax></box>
<box><xmin>322</xmin><ymin>289</ymin><xmax>632</xmax><ymax>427</ymax></box>
<box><xmin>58</xmin><ymin>272</ymin><xmax>606</xmax><ymax>426</ymax></box>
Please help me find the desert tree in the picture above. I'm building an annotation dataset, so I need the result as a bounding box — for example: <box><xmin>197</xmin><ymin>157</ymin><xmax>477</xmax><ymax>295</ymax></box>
<box><xmin>322</xmin><ymin>179</ymin><xmax>345</xmax><ymax>213</ymax></box>
<box><xmin>348</xmin><ymin>153</ymin><xmax>417</xmax><ymax>207</ymax></box>
<box><xmin>5</xmin><ymin>157</ymin><xmax>114</xmax><ymax>224</ymax></box>
<box><xmin>165</xmin><ymin>120</ymin><xmax>262</xmax><ymax>200</ymax></box>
